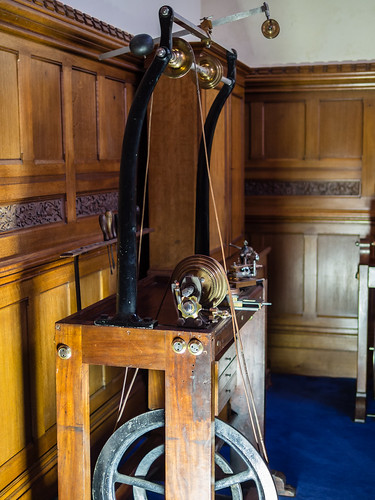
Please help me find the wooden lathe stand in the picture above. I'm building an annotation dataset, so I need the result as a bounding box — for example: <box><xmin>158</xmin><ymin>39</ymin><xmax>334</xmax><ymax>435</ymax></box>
<box><xmin>55</xmin><ymin>275</ymin><xmax>268</xmax><ymax>499</ymax></box>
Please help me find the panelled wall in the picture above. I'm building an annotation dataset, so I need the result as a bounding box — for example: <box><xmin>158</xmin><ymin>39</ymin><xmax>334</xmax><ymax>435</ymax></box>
<box><xmin>245</xmin><ymin>65</ymin><xmax>375</xmax><ymax>377</ymax></box>
<box><xmin>148</xmin><ymin>46</ymin><xmax>246</xmax><ymax>271</ymax></box>
<box><xmin>0</xmin><ymin>1</ymin><xmax>146</xmax><ymax>497</ymax></box>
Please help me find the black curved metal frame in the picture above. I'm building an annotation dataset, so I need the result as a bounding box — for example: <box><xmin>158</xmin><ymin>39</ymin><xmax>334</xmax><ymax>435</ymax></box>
<box><xmin>98</xmin><ymin>7</ymin><xmax>237</xmax><ymax>328</ymax></box>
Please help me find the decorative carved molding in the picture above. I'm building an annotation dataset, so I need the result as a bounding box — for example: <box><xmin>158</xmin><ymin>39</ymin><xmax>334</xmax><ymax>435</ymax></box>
<box><xmin>245</xmin><ymin>62</ymin><xmax>375</xmax><ymax>91</ymax></box>
<box><xmin>20</xmin><ymin>0</ymin><xmax>132</xmax><ymax>42</ymax></box>
<box><xmin>0</xmin><ymin>199</ymin><xmax>64</xmax><ymax>232</ymax></box>
<box><xmin>76</xmin><ymin>192</ymin><xmax>118</xmax><ymax>217</ymax></box>
<box><xmin>248</xmin><ymin>62</ymin><xmax>375</xmax><ymax>77</ymax></box>
<box><xmin>245</xmin><ymin>180</ymin><xmax>361</xmax><ymax>197</ymax></box>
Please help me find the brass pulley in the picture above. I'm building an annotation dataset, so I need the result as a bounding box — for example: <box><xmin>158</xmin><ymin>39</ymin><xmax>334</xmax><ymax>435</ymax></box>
<box><xmin>171</xmin><ymin>254</ymin><xmax>227</xmax><ymax>309</ymax></box>
<box><xmin>261</xmin><ymin>18</ymin><xmax>280</xmax><ymax>39</ymax></box>
<box><xmin>164</xmin><ymin>38</ymin><xmax>194</xmax><ymax>79</ymax></box>
<box><xmin>194</xmin><ymin>54</ymin><xmax>224</xmax><ymax>89</ymax></box>
<box><xmin>165</xmin><ymin>38</ymin><xmax>227</xmax><ymax>89</ymax></box>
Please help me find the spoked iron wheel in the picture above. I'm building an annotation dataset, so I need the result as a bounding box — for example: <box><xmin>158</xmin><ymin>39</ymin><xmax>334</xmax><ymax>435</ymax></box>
<box><xmin>92</xmin><ymin>409</ymin><xmax>277</xmax><ymax>499</ymax></box>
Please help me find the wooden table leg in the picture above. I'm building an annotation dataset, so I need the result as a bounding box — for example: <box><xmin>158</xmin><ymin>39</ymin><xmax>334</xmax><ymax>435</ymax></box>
<box><xmin>56</xmin><ymin>324</ymin><xmax>91</xmax><ymax>499</ymax></box>
<box><xmin>355</xmin><ymin>264</ymin><xmax>369</xmax><ymax>422</ymax></box>
<box><xmin>164</xmin><ymin>333</ymin><xmax>215</xmax><ymax>499</ymax></box>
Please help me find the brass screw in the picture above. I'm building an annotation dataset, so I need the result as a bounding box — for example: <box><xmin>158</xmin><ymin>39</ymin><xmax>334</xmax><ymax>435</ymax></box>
<box><xmin>57</xmin><ymin>344</ymin><xmax>72</xmax><ymax>359</ymax></box>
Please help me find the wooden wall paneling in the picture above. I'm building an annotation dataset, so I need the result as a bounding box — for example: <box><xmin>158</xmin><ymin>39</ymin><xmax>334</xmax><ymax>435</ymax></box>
<box><xmin>319</xmin><ymin>99</ymin><xmax>363</xmax><ymax>159</ymax></box>
<box><xmin>0</xmin><ymin>250</ymin><xmax>126</xmax><ymax>498</ymax></box>
<box><xmin>262</xmin><ymin>232</ymin><xmax>304</xmax><ymax>317</ymax></box>
<box><xmin>206</xmin><ymin>88</ymin><xmax>228</xmax><ymax>254</ymax></box>
<box><xmin>0</xmin><ymin>48</ymin><xmax>20</xmax><ymax>159</ymax></box>
<box><xmin>316</xmin><ymin>234</ymin><xmax>359</xmax><ymax>318</ymax></box>
<box><xmin>98</xmin><ymin>76</ymin><xmax>126</xmax><ymax>160</ymax></box>
<box><xmin>231</xmin><ymin>92</ymin><xmax>245</xmax><ymax>244</ymax></box>
<box><xmin>303</xmin><ymin>234</ymin><xmax>318</xmax><ymax>317</ymax></box>
<box><xmin>0</xmin><ymin>299</ymin><xmax>31</xmax><ymax>469</ymax></box>
<box><xmin>264</xmin><ymin>100</ymin><xmax>306</xmax><ymax>160</ymax></box>
<box><xmin>245</xmin><ymin>65</ymin><xmax>375</xmax><ymax>378</ymax></box>
<box><xmin>72</xmin><ymin>68</ymin><xmax>98</xmax><ymax>162</ymax></box>
<box><xmin>62</xmin><ymin>64</ymin><xmax>76</xmax><ymax>223</ymax></box>
<box><xmin>149</xmin><ymin>76</ymin><xmax>199</xmax><ymax>271</ymax></box>
<box><xmin>17</xmin><ymin>51</ymin><xmax>34</xmax><ymax>166</ymax></box>
<box><xmin>268</xmin><ymin>335</ymin><xmax>357</xmax><ymax>378</ymax></box>
<box><xmin>249</xmin><ymin>101</ymin><xmax>264</xmax><ymax>160</ymax></box>
<box><xmin>0</xmin><ymin>2</ymin><xmax>146</xmax><ymax>497</ymax></box>
<box><xmin>0</xmin><ymin>9</ymin><xmax>142</xmax><ymax>265</ymax></box>
<box><xmin>246</xmin><ymin>212</ymin><xmax>363</xmax><ymax>377</ymax></box>
<box><xmin>305</xmin><ymin>97</ymin><xmax>319</xmax><ymax>160</ymax></box>
<box><xmin>30</xmin><ymin>57</ymin><xmax>63</xmax><ymax>161</ymax></box>
<box><xmin>362</xmin><ymin>97</ymin><xmax>375</xmax><ymax>198</ymax></box>
<box><xmin>30</xmin><ymin>283</ymin><xmax>71</xmax><ymax>438</ymax></box>
<box><xmin>149</xmin><ymin>47</ymin><xmax>248</xmax><ymax>271</ymax></box>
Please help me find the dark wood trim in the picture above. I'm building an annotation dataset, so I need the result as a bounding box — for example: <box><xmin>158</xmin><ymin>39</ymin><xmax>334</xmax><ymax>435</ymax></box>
<box><xmin>0</xmin><ymin>0</ymin><xmax>142</xmax><ymax>70</ymax></box>
<box><xmin>245</xmin><ymin>62</ymin><xmax>375</xmax><ymax>92</ymax></box>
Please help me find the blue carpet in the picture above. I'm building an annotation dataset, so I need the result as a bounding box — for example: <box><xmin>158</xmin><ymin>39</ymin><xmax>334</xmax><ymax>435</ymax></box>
<box><xmin>266</xmin><ymin>374</ymin><xmax>375</xmax><ymax>500</ymax></box>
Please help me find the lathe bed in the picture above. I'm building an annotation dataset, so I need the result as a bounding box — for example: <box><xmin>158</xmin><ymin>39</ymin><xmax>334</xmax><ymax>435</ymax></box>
<box><xmin>55</xmin><ymin>274</ymin><xmax>267</xmax><ymax>499</ymax></box>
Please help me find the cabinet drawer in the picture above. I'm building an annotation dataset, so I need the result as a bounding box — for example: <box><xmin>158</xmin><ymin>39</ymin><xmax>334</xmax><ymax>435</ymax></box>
<box><xmin>215</xmin><ymin>342</ymin><xmax>237</xmax><ymax>415</ymax></box>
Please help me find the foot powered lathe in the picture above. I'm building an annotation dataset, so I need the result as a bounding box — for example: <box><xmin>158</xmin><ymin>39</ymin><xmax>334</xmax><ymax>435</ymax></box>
<box><xmin>56</xmin><ymin>4</ymin><xmax>283</xmax><ymax>499</ymax></box>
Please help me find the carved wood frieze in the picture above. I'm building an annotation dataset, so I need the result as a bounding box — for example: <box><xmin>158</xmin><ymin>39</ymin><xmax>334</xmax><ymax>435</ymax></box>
<box><xmin>245</xmin><ymin>62</ymin><xmax>375</xmax><ymax>92</ymax></box>
<box><xmin>0</xmin><ymin>198</ymin><xmax>64</xmax><ymax>232</ymax></box>
<box><xmin>76</xmin><ymin>192</ymin><xmax>118</xmax><ymax>217</ymax></box>
<box><xmin>248</xmin><ymin>62</ymin><xmax>375</xmax><ymax>76</ymax></box>
<box><xmin>12</xmin><ymin>0</ymin><xmax>132</xmax><ymax>42</ymax></box>
<box><xmin>245</xmin><ymin>180</ymin><xmax>361</xmax><ymax>197</ymax></box>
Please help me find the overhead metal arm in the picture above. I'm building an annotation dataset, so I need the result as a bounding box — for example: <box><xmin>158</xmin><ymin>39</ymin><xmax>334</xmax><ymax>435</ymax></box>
<box><xmin>99</xmin><ymin>2</ymin><xmax>273</xmax><ymax>61</ymax></box>
<box><xmin>96</xmin><ymin>6</ymin><xmax>174</xmax><ymax>328</ymax></box>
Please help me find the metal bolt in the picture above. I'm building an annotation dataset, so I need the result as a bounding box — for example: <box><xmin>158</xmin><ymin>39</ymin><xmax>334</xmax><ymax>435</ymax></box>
<box><xmin>172</xmin><ymin>337</ymin><xmax>187</xmax><ymax>354</ymax></box>
<box><xmin>156</xmin><ymin>47</ymin><xmax>167</xmax><ymax>58</ymax></box>
<box><xmin>160</xmin><ymin>6</ymin><xmax>170</xmax><ymax>16</ymax></box>
<box><xmin>56</xmin><ymin>323</ymin><xmax>61</xmax><ymax>330</ymax></box>
<box><xmin>188</xmin><ymin>339</ymin><xmax>204</xmax><ymax>356</ymax></box>
<box><xmin>57</xmin><ymin>344</ymin><xmax>72</xmax><ymax>359</ymax></box>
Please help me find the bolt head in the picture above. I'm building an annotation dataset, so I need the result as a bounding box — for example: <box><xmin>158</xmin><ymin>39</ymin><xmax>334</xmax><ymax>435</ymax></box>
<box><xmin>188</xmin><ymin>339</ymin><xmax>204</xmax><ymax>356</ymax></box>
<box><xmin>172</xmin><ymin>337</ymin><xmax>187</xmax><ymax>354</ymax></box>
<box><xmin>160</xmin><ymin>6</ymin><xmax>170</xmax><ymax>16</ymax></box>
<box><xmin>57</xmin><ymin>344</ymin><xmax>72</xmax><ymax>359</ymax></box>
<box><xmin>156</xmin><ymin>47</ymin><xmax>167</xmax><ymax>58</ymax></box>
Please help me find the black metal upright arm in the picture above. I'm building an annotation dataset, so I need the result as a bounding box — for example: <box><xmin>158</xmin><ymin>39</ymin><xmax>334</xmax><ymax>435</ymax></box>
<box><xmin>98</xmin><ymin>6</ymin><xmax>174</xmax><ymax>328</ymax></box>
<box><xmin>194</xmin><ymin>50</ymin><xmax>237</xmax><ymax>256</ymax></box>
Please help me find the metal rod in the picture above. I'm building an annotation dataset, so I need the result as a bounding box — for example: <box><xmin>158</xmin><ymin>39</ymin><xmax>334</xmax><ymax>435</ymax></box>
<box><xmin>99</xmin><ymin>2</ymin><xmax>270</xmax><ymax>61</ymax></box>
<box><xmin>100</xmin><ymin>3</ymin><xmax>254</xmax><ymax>61</ymax></box>
<box><xmin>211</xmin><ymin>4</ymin><xmax>267</xmax><ymax>27</ymax></box>
<box><xmin>172</xmin><ymin>10</ymin><xmax>210</xmax><ymax>41</ymax></box>
<box><xmin>99</xmin><ymin>28</ymin><xmax>189</xmax><ymax>60</ymax></box>
<box><xmin>192</xmin><ymin>62</ymin><xmax>232</xmax><ymax>86</ymax></box>
<box><xmin>73</xmin><ymin>255</ymin><xmax>82</xmax><ymax>311</ymax></box>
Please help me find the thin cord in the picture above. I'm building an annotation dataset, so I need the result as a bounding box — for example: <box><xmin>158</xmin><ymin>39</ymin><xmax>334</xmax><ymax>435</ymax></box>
<box><xmin>114</xmin><ymin>366</ymin><xmax>128</xmax><ymax>431</ymax></box>
<box><xmin>114</xmin><ymin>368</ymin><xmax>139</xmax><ymax>431</ymax></box>
<box><xmin>192</xmin><ymin>51</ymin><xmax>268</xmax><ymax>461</ymax></box>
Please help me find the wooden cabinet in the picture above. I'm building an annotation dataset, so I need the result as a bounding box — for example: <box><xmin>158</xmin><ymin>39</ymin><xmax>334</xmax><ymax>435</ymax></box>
<box><xmin>148</xmin><ymin>45</ymin><xmax>248</xmax><ymax>271</ymax></box>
